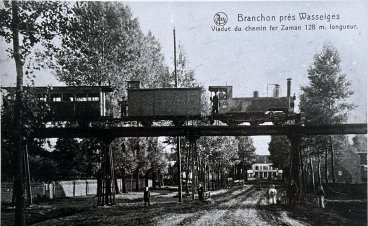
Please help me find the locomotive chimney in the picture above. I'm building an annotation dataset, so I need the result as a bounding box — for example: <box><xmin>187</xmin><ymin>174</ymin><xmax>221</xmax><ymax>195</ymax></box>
<box><xmin>273</xmin><ymin>84</ymin><xmax>280</xmax><ymax>97</ymax></box>
<box><xmin>253</xmin><ymin>91</ymin><xmax>259</xmax><ymax>97</ymax></box>
<box><xmin>287</xmin><ymin>78</ymin><xmax>291</xmax><ymax>97</ymax></box>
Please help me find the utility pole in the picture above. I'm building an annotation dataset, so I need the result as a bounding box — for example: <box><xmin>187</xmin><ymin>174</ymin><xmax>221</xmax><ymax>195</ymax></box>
<box><xmin>173</xmin><ymin>26</ymin><xmax>182</xmax><ymax>202</ymax></box>
<box><xmin>174</xmin><ymin>27</ymin><xmax>178</xmax><ymax>88</ymax></box>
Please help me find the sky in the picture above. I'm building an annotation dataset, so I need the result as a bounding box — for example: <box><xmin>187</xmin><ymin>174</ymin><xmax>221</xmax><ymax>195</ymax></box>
<box><xmin>1</xmin><ymin>1</ymin><xmax>367</xmax><ymax>154</ymax></box>
<box><xmin>127</xmin><ymin>1</ymin><xmax>367</xmax><ymax>154</ymax></box>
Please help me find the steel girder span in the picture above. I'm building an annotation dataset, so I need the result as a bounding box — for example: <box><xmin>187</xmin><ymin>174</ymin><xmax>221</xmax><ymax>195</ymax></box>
<box><xmin>31</xmin><ymin>123</ymin><xmax>367</xmax><ymax>138</ymax></box>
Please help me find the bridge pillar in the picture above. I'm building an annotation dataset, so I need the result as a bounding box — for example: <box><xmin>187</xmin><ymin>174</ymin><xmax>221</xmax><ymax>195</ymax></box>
<box><xmin>187</xmin><ymin>133</ymin><xmax>200</xmax><ymax>201</ymax></box>
<box><xmin>176</xmin><ymin>136</ymin><xmax>182</xmax><ymax>202</ymax></box>
<box><xmin>288</xmin><ymin>135</ymin><xmax>304</xmax><ymax>203</ymax></box>
<box><xmin>97</xmin><ymin>138</ymin><xmax>115</xmax><ymax>206</ymax></box>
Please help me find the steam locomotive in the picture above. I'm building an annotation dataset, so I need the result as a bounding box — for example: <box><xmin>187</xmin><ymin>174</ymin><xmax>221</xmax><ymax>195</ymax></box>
<box><xmin>208</xmin><ymin>79</ymin><xmax>296</xmax><ymax>126</ymax></box>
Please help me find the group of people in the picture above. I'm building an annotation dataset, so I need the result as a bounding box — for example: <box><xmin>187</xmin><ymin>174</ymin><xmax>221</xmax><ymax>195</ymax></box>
<box><xmin>268</xmin><ymin>180</ymin><xmax>325</xmax><ymax>208</ymax></box>
<box><xmin>267</xmin><ymin>180</ymin><xmax>297</xmax><ymax>205</ymax></box>
<box><xmin>143</xmin><ymin>180</ymin><xmax>326</xmax><ymax>208</ymax></box>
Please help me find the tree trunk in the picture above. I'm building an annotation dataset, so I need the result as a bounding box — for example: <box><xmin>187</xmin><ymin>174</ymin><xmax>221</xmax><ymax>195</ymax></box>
<box><xmin>185</xmin><ymin>146</ymin><xmax>190</xmax><ymax>193</ymax></box>
<box><xmin>310</xmin><ymin>157</ymin><xmax>316</xmax><ymax>193</ymax></box>
<box><xmin>207</xmin><ymin>165</ymin><xmax>210</xmax><ymax>191</ymax></box>
<box><xmin>158</xmin><ymin>172</ymin><xmax>163</xmax><ymax>188</ymax></box>
<box><xmin>211</xmin><ymin>167</ymin><xmax>214</xmax><ymax>190</ymax></box>
<box><xmin>191</xmin><ymin>142</ymin><xmax>195</xmax><ymax>200</ymax></box>
<box><xmin>121</xmin><ymin>168</ymin><xmax>127</xmax><ymax>193</ymax></box>
<box><xmin>177</xmin><ymin>136</ymin><xmax>182</xmax><ymax>202</ymax></box>
<box><xmin>318</xmin><ymin>153</ymin><xmax>322</xmax><ymax>186</ymax></box>
<box><xmin>152</xmin><ymin>170</ymin><xmax>157</xmax><ymax>188</ymax></box>
<box><xmin>216</xmin><ymin>164</ymin><xmax>220</xmax><ymax>189</ymax></box>
<box><xmin>135</xmin><ymin>168</ymin><xmax>140</xmax><ymax>191</ymax></box>
<box><xmin>330</xmin><ymin>136</ymin><xmax>336</xmax><ymax>184</ymax></box>
<box><xmin>324</xmin><ymin>148</ymin><xmax>329</xmax><ymax>184</ymax></box>
<box><xmin>198</xmin><ymin>155</ymin><xmax>202</xmax><ymax>185</ymax></box>
<box><xmin>244</xmin><ymin>165</ymin><xmax>248</xmax><ymax>182</ymax></box>
<box><xmin>114</xmin><ymin>170</ymin><xmax>120</xmax><ymax>194</ymax></box>
<box><xmin>12</xmin><ymin>1</ymin><xmax>26</xmax><ymax>225</ymax></box>
<box><xmin>24</xmin><ymin>145</ymin><xmax>32</xmax><ymax>206</ymax></box>
<box><xmin>300</xmin><ymin>149</ymin><xmax>306</xmax><ymax>191</ymax></box>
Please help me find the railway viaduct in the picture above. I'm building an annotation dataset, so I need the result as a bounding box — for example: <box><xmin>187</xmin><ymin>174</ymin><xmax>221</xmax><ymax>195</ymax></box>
<box><xmin>30</xmin><ymin>123</ymin><xmax>367</xmax><ymax>205</ymax></box>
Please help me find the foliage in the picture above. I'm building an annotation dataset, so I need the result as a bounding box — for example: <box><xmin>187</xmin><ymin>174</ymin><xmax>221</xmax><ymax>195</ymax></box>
<box><xmin>52</xmin><ymin>138</ymin><xmax>82</xmax><ymax>179</ymax></box>
<box><xmin>236</xmin><ymin>136</ymin><xmax>256</xmax><ymax>167</ymax></box>
<box><xmin>51</xmin><ymin>2</ymin><xmax>139</xmax><ymax>86</ymax></box>
<box><xmin>300</xmin><ymin>44</ymin><xmax>355</xmax><ymax>125</ymax></box>
<box><xmin>1</xmin><ymin>89</ymin><xmax>51</xmax><ymax>181</ymax></box>
<box><xmin>199</xmin><ymin>136</ymin><xmax>239</xmax><ymax>174</ymax></box>
<box><xmin>0</xmin><ymin>1</ymin><xmax>68</xmax><ymax>78</ymax></box>
<box><xmin>268</xmin><ymin>136</ymin><xmax>291</xmax><ymax>170</ymax></box>
<box><xmin>352</xmin><ymin>135</ymin><xmax>367</xmax><ymax>153</ymax></box>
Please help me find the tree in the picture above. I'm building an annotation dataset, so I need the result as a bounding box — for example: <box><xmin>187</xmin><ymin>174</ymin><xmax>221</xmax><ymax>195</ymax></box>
<box><xmin>300</xmin><ymin>44</ymin><xmax>354</xmax><ymax>125</ymax></box>
<box><xmin>300</xmin><ymin>43</ymin><xmax>355</xmax><ymax>185</ymax></box>
<box><xmin>52</xmin><ymin>138</ymin><xmax>81</xmax><ymax>179</ymax></box>
<box><xmin>169</xmin><ymin>43</ymin><xmax>197</xmax><ymax>88</ymax></box>
<box><xmin>268</xmin><ymin>136</ymin><xmax>291</xmax><ymax>179</ymax></box>
<box><xmin>198</xmin><ymin>136</ymin><xmax>238</xmax><ymax>189</ymax></box>
<box><xmin>111</xmin><ymin>138</ymin><xmax>137</xmax><ymax>193</ymax></box>
<box><xmin>1</xmin><ymin>1</ymin><xmax>69</xmax><ymax>224</ymax></box>
<box><xmin>146</xmin><ymin>141</ymin><xmax>168</xmax><ymax>188</ymax></box>
<box><xmin>52</xmin><ymin>2</ymin><xmax>139</xmax><ymax>85</ymax></box>
<box><xmin>134</xmin><ymin>31</ymin><xmax>170</xmax><ymax>89</ymax></box>
<box><xmin>236</xmin><ymin>136</ymin><xmax>256</xmax><ymax>181</ymax></box>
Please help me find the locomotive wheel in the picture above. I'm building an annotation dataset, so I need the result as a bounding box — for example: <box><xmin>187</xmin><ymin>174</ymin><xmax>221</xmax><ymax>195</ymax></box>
<box><xmin>173</xmin><ymin>120</ymin><xmax>185</xmax><ymax>127</ymax></box>
<box><xmin>209</xmin><ymin>118</ymin><xmax>215</xmax><ymax>125</ymax></box>
<box><xmin>141</xmin><ymin>120</ymin><xmax>153</xmax><ymax>127</ymax></box>
<box><xmin>272</xmin><ymin>120</ymin><xmax>284</xmax><ymax>126</ymax></box>
<box><xmin>250</xmin><ymin>121</ymin><xmax>260</xmax><ymax>126</ymax></box>
<box><xmin>227</xmin><ymin>120</ymin><xmax>238</xmax><ymax>127</ymax></box>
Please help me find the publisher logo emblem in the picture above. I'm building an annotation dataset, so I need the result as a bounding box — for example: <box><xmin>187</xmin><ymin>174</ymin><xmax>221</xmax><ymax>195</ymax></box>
<box><xmin>214</xmin><ymin>12</ymin><xmax>228</xmax><ymax>26</ymax></box>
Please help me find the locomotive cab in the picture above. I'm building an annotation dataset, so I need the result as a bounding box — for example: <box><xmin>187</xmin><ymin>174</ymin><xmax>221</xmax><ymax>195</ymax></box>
<box><xmin>209</xmin><ymin>86</ymin><xmax>232</xmax><ymax>114</ymax></box>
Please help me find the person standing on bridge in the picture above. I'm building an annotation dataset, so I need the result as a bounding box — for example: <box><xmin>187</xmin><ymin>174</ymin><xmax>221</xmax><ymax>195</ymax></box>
<box><xmin>268</xmin><ymin>184</ymin><xmax>277</xmax><ymax>205</ymax></box>
<box><xmin>120</xmin><ymin>96</ymin><xmax>128</xmax><ymax>117</ymax></box>
<box><xmin>212</xmin><ymin>91</ymin><xmax>219</xmax><ymax>114</ymax></box>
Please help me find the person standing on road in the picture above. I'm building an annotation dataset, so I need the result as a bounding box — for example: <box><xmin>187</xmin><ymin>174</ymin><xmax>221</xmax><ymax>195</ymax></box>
<box><xmin>317</xmin><ymin>185</ymin><xmax>326</xmax><ymax>209</ymax></box>
<box><xmin>144</xmin><ymin>186</ymin><xmax>151</xmax><ymax>206</ymax></box>
<box><xmin>268</xmin><ymin>184</ymin><xmax>277</xmax><ymax>205</ymax></box>
<box><xmin>287</xmin><ymin>179</ymin><xmax>298</xmax><ymax>205</ymax></box>
<box><xmin>198</xmin><ymin>183</ymin><xmax>204</xmax><ymax>202</ymax></box>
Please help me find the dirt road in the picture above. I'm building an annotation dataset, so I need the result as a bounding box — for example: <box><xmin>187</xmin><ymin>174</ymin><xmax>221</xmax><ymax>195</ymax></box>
<box><xmin>154</xmin><ymin>185</ymin><xmax>309</xmax><ymax>226</ymax></box>
<box><xmin>3</xmin><ymin>184</ymin><xmax>363</xmax><ymax>225</ymax></box>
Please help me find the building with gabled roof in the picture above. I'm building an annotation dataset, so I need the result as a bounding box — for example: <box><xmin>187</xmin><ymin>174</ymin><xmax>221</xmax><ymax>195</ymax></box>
<box><xmin>247</xmin><ymin>155</ymin><xmax>283</xmax><ymax>181</ymax></box>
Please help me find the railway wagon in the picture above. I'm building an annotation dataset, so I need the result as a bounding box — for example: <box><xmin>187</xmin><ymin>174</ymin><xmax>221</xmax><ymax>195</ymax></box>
<box><xmin>2</xmin><ymin>86</ymin><xmax>113</xmax><ymax>121</ymax></box>
<box><xmin>209</xmin><ymin>79</ymin><xmax>296</xmax><ymax>125</ymax></box>
<box><xmin>127</xmin><ymin>87</ymin><xmax>202</xmax><ymax>126</ymax></box>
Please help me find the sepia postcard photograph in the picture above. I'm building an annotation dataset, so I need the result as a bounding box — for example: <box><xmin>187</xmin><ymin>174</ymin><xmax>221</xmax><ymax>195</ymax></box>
<box><xmin>1</xmin><ymin>1</ymin><xmax>367</xmax><ymax>225</ymax></box>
